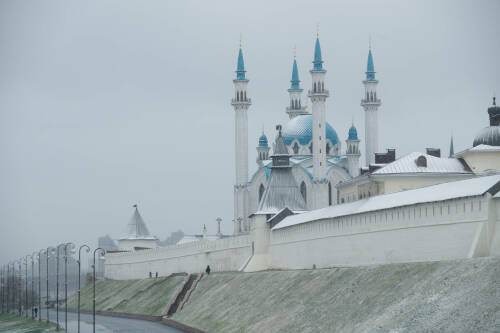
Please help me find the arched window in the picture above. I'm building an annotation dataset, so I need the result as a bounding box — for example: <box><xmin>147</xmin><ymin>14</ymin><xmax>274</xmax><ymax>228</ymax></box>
<box><xmin>328</xmin><ymin>182</ymin><xmax>332</xmax><ymax>206</ymax></box>
<box><xmin>259</xmin><ymin>184</ymin><xmax>265</xmax><ymax>202</ymax></box>
<box><xmin>293</xmin><ymin>142</ymin><xmax>299</xmax><ymax>154</ymax></box>
<box><xmin>416</xmin><ymin>155</ymin><xmax>427</xmax><ymax>167</ymax></box>
<box><xmin>300</xmin><ymin>181</ymin><xmax>307</xmax><ymax>202</ymax></box>
<box><xmin>321</xmin><ymin>82</ymin><xmax>324</xmax><ymax>91</ymax></box>
<box><xmin>309</xmin><ymin>143</ymin><xmax>313</xmax><ymax>154</ymax></box>
<box><xmin>244</xmin><ymin>91</ymin><xmax>247</xmax><ymax>101</ymax></box>
<box><xmin>313</xmin><ymin>82</ymin><xmax>317</xmax><ymax>92</ymax></box>
<box><xmin>236</xmin><ymin>91</ymin><xmax>239</xmax><ymax>101</ymax></box>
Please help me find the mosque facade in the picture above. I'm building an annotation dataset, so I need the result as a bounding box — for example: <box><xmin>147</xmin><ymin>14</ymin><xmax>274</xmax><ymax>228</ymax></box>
<box><xmin>231</xmin><ymin>37</ymin><xmax>379</xmax><ymax>234</ymax></box>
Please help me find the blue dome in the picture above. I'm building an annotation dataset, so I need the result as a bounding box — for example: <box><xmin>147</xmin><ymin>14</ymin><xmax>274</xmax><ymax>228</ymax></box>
<box><xmin>348</xmin><ymin>125</ymin><xmax>358</xmax><ymax>141</ymax></box>
<box><xmin>259</xmin><ymin>133</ymin><xmax>268</xmax><ymax>147</ymax></box>
<box><xmin>282</xmin><ymin>115</ymin><xmax>339</xmax><ymax>146</ymax></box>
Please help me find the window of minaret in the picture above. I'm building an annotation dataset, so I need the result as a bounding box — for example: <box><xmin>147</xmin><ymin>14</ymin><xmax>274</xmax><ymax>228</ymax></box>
<box><xmin>300</xmin><ymin>182</ymin><xmax>307</xmax><ymax>202</ymax></box>
<box><xmin>293</xmin><ymin>142</ymin><xmax>299</xmax><ymax>154</ymax></box>
<box><xmin>326</xmin><ymin>143</ymin><xmax>330</xmax><ymax>154</ymax></box>
<box><xmin>309</xmin><ymin>143</ymin><xmax>313</xmax><ymax>153</ymax></box>
<box><xmin>259</xmin><ymin>184</ymin><xmax>265</xmax><ymax>202</ymax></box>
<box><xmin>328</xmin><ymin>182</ymin><xmax>332</xmax><ymax>206</ymax></box>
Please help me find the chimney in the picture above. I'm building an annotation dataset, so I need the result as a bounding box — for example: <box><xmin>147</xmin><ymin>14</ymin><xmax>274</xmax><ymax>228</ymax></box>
<box><xmin>426</xmin><ymin>148</ymin><xmax>441</xmax><ymax>158</ymax></box>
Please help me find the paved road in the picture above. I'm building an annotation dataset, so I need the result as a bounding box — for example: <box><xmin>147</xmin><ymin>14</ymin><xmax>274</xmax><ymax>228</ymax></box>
<box><xmin>38</xmin><ymin>309</ymin><xmax>184</xmax><ymax>333</ymax></box>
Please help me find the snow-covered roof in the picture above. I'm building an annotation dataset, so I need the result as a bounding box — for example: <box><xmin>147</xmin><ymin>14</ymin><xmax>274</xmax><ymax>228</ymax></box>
<box><xmin>176</xmin><ymin>235</ymin><xmax>221</xmax><ymax>244</ymax></box>
<box><xmin>273</xmin><ymin>174</ymin><xmax>500</xmax><ymax>230</ymax></box>
<box><xmin>468</xmin><ymin>144</ymin><xmax>500</xmax><ymax>152</ymax></box>
<box><xmin>372</xmin><ymin>152</ymin><xmax>471</xmax><ymax>175</ymax></box>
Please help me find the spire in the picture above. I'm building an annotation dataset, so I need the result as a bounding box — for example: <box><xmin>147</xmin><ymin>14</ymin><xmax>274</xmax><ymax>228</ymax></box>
<box><xmin>236</xmin><ymin>47</ymin><xmax>246</xmax><ymax>80</ymax></box>
<box><xmin>290</xmin><ymin>58</ymin><xmax>300</xmax><ymax>90</ymax></box>
<box><xmin>366</xmin><ymin>47</ymin><xmax>376</xmax><ymax>81</ymax></box>
<box><xmin>313</xmin><ymin>38</ymin><xmax>324</xmax><ymax>71</ymax></box>
<box><xmin>449</xmin><ymin>133</ymin><xmax>454</xmax><ymax>157</ymax></box>
<box><xmin>126</xmin><ymin>205</ymin><xmax>153</xmax><ymax>239</ymax></box>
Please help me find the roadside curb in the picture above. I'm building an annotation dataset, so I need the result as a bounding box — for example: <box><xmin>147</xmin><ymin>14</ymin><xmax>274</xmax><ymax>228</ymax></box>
<box><xmin>162</xmin><ymin>318</ymin><xmax>207</xmax><ymax>333</ymax></box>
<box><xmin>67</xmin><ymin>309</ymin><xmax>206</xmax><ymax>332</ymax></box>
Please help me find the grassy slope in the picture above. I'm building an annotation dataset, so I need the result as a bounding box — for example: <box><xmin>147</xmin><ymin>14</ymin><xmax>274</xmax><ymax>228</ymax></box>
<box><xmin>172</xmin><ymin>256</ymin><xmax>500</xmax><ymax>333</ymax></box>
<box><xmin>66</xmin><ymin>275</ymin><xmax>186</xmax><ymax>316</ymax></box>
<box><xmin>0</xmin><ymin>314</ymin><xmax>59</xmax><ymax>332</ymax></box>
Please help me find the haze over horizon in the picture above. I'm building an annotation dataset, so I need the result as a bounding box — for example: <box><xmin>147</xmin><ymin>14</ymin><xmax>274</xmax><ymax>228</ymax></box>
<box><xmin>1</xmin><ymin>0</ymin><xmax>499</xmax><ymax>264</ymax></box>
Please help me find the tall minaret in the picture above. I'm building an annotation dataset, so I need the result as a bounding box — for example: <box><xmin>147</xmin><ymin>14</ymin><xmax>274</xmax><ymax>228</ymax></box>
<box><xmin>286</xmin><ymin>50</ymin><xmax>307</xmax><ymax>119</ymax></box>
<box><xmin>231</xmin><ymin>43</ymin><xmax>251</xmax><ymax>234</ymax></box>
<box><xmin>361</xmin><ymin>42</ymin><xmax>382</xmax><ymax>166</ymax></box>
<box><xmin>308</xmin><ymin>33</ymin><xmax>330</xmax><ymax>209</ymax></box>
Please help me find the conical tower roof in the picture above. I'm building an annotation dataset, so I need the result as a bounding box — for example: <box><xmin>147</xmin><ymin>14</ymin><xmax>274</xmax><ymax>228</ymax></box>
<box><xmin>256</xmin><ymin>126</ymin><xmax>307</xmax><ymax>215</ymax></box>
<box><xmin>122</xmin><ymin>205</ymin><xmax>156</xmax><ymax>240</ymax></box>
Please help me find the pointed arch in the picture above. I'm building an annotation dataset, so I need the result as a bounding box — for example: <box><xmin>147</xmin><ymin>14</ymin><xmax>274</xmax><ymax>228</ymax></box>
<box><xmin>326</xmin><ymin>142</ymin><xmax>331</xmax><ymax>155</ymax></box>
<box><xmin>321</xmin><ymin>82</ymin><xmax>324</xmax><ymax>91</ymax></box>
<box><xmin>293</xmin><ymin>142</ymin><xmax>299</xmax><ymax>154</ymax></box>
<box><xmin>259</xmin><ymin>183</ymin><xmax>265</xmax><ymax>202</ymax></box>
<box><xmin>300</xmin><ymin>181</ymin><xmax>307</xmax><ymax>202</ymax></box>
<box><xmin>244</xmin><ymin>91</ymin><xmax>247</xmax><ymax>101</ymax></box>
<box><xmin>313</xmin><ymin>82</ymin><xmax>317</xmax><ymax>93</ymax></box>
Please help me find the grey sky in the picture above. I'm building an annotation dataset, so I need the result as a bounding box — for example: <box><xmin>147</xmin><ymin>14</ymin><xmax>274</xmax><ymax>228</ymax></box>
<box><xmin>1</xmin><ymin>0</ymin><xmax>499</xmax><ymax>264</ymax></box>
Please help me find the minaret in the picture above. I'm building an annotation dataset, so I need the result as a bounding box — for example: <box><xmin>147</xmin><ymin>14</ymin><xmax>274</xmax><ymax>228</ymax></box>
<box><xmin>361</xmin><ymin>42</ymin><xmax>381</xmax><ymax>166</ymax></box>
<box><xmin>231</xmin><ymin>43</ymin><xmax>251</xmax><ymax>234</ymax></box>
<box><xmin>346</xmin><ymin>123</ymin><xmax>361</xmax><ymax>177</ymax></box>
<box><xmin>286</xmin><ymin>50</ymin><xmax>307</xmax><ymax>119</ymax></box>
<box><xmin>308</xmin><ymin>32</ymin><xmax>330</xmax><ymax>209</ymax></box>
<box><xmin>449</xmin><ymin>132</ymin><xmax>455</xmax><ymax>158</ymax></box>
<box><xmin>256</xmin><ymin>130</ymin><xmax>270</xmax><ymax>167</ymax></box>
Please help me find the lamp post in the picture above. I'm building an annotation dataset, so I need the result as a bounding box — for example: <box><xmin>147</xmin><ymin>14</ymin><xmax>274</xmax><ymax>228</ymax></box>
<box><xmin>31</xmin><ymin>252</ymin><xmax>37</xmax><ymax>319</ymax></box>
<box><xmin>0</xmin><ymin>266</ymin><xmax>4</xmax><ymax>314</ymax></box>
<box><xmin>17</xmin><ymin>260</ymin><xmax>22</xmax><ymax>316</ymax></box>
<box><xmin>24</xmin><ymin>255</ymin><xmax>30</xmax><ymax>317</ymax></box>
<box><xmin>77</xmin><ymin>244</ymin><xmax>90</xmax><ymax>333</ymax></box>
<box><xmin>92</xmin><ymin>248</ymin><xmax>105</xmax><ymax>333</ymax></box>
<box><xmin>55</xmin><ymin>243</ymin><xmax>65</xmax><ymax>331</ymax></box>
<box><xmin>46</xmin><ymin>247</ymin><xmax>55</xmax><ymax>324</ymax></box>
<box><xmin>38</xmin><ymin>249</ymin><xmax>45</xmax><ymax>322</ymax></box>
<box><xmin>63</xmin><ymin>242</ymin><xmax>75</xmax><ymax>332</ymax></box>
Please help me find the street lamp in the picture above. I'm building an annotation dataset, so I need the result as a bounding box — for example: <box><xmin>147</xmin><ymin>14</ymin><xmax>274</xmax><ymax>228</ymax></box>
<box><xmin>0</xmin><ymin>266</ymin><xmax>4</xmax><ymax>314</ymax></box>
<box><xmin>92</xmin><ymin>248</ymin><xmax>105</xmax><ymax>333</ymax></box>
<box><xmin>24</xmin><ymin>255</ymin><xmax>30</xmax><ymax>317</ymax></box>
<box><xmin>38</xmin><ymin>249</ymin><xmax>45</xmax><ymax>322</ymax></box>
<box><xmin>63</xmin><ymin>242</ymin><xmax>75</xmax><ymax>332</ymax></box>
<box><xmin>77</xmin><ymin>244</ymin><xmax>90</xmax><ymax>333</ymax></box>
<box><xmin>17</xmin><ymin>260</ymin><xmax>22</xmax><ymax>316</ymax></box>
<box><xmin>46</xmin><ymin>247</ymin><xmax>56</xmax><ymax>324</ymax></box>
<box><xmin>31</xmin><ymin>252</ymin><xmax>38</xmax><ymax>319</ymax></box>
<box><xmin>55</xmin><ymin>243</ymin><xmax>66</xmax><ymax>331</ymax></box>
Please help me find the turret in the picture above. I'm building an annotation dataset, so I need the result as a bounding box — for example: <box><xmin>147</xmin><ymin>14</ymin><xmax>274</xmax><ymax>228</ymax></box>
<box><xmin>346</xmin><ymin>124</ymin><xmax>361</xmax><ymax>177</ymax></box>
<box><xmin>361</xmin><ymin>42</ymin><xmax>382</xmax><ymax>166</ymax></box>
<box><xmin>256</xmin><ymin>131</ymin><xmax>270</xmax><ymax>166</ymax></box>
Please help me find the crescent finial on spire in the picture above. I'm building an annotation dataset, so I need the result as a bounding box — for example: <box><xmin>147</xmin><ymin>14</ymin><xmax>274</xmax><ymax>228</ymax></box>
<box><xmin>239</xmin><ymin>32</ymin><xmax>242</xmax><ymax>48</ymax></box>
<box><xmin>369</xmin><ymin>34</ymin><xmax>372</xmax><ymax>51</ymax></box>
<box><xmin>316</xmin><ymin>23</ymin><xmax>320</xmax><ymax>38</ymax></box>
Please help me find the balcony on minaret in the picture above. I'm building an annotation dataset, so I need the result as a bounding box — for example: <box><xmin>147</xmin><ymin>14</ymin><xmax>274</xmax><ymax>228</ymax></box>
<box><xmin>231</xmin><ymin>91</ymin><xmax>252</xmax><ymax>106</ymax></box>
<box><xmin>308</xmin><ymin>81</ymin><xmax>329</xmax><ymax>97</ymax></box>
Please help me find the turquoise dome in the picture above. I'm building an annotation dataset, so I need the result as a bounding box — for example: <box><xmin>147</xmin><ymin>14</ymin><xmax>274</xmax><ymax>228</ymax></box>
<box><xmin>282</xmin><ymin>115</ymin><xmax>339</xmax><ymax>146</ymax></box>
<box><xmin>348</xmin><ymin>125</ymin><xmax>358</xmax><ymax>141</ymax></box>
<box><xmin>259</xmin><ymin>133</ymin><xmax>268</xmax><ymax>147</ymax></box>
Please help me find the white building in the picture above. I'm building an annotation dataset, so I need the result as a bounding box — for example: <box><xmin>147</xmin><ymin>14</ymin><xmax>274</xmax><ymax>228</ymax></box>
<box><xmin>233</xmin><ymin>36</ymin><xmax>375</xmax><ymax>234</ymax></box>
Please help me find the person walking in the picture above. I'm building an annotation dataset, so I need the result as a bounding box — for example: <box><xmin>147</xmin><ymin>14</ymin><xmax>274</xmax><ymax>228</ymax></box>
<box><xmin>205</xmin><ymin>265</ymin><xmax>211</xmax><ymax>275</ymax></box>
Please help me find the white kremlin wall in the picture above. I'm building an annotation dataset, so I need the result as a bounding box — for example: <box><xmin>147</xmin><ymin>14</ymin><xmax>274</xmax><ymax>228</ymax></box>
<box><xmin>105</xmin><ymin>235</ymin><xmax>252</xmax><ymax>280</ymax></box>
<box><xmin>270</xmin><ymin>195</ymin><xmax>494</xmax><ymax>269</ymax></box>
<box><xmin>105</xmin><ymin>176</ymin><xmax>500</xmax><ymax>280</ymax></box>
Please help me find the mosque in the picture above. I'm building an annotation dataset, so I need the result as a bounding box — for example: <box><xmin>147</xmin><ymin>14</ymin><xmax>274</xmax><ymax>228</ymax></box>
<box><xmin>231</xmin><ymin>36</ymin><xmax>379</xmax><ymax>234</ymax></box>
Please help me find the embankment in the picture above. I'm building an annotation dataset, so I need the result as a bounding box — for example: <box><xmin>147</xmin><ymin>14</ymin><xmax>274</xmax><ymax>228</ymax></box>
<box><xmin>173</xmin><ymin>256</ymin><xmax>500</xmax><ymax>333</ymax></box>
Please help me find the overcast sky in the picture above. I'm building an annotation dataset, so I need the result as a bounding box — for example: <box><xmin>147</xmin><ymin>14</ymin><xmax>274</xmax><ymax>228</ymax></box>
<box><xmin>1</xmin><ymin>0</ymin><xmax>499</xmax><ymax>265</ymax></box>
